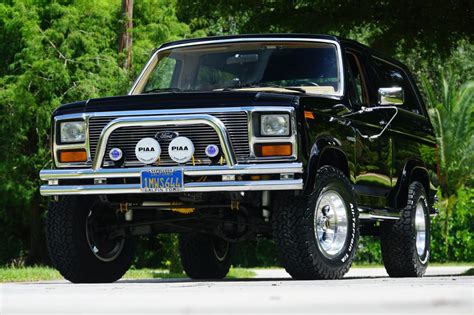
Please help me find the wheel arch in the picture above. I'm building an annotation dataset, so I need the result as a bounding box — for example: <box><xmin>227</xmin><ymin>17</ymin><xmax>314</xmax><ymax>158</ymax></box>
<box><xmin>303</xmin><ymin>138</ymin><xmax>352</xmax><ymax>195</ymax></box>
<box><xmin>390</xmin><ymin>160</ymin><xmax>432</xmax><ymax>212</ymax></box>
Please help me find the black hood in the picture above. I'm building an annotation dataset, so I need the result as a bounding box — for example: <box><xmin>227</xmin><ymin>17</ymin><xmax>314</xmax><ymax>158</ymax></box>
<box><xmin>53</xmin><ymin>91</ymin><xmax>298</xmax><ymax>116</ymax></box>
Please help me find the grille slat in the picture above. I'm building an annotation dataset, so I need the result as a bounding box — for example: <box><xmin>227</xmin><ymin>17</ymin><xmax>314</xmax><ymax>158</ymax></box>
<box><xmin>88</xmin><ymin>112</ymin><xmax>250</xmax><ymax>167</ymax></box>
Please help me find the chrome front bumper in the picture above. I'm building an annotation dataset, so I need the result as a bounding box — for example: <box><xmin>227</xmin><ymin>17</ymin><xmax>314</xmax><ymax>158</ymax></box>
<box><xmin>39</xmin><ymin>163</ymin><xmax>304</xmax><ymax>196</ymax></box>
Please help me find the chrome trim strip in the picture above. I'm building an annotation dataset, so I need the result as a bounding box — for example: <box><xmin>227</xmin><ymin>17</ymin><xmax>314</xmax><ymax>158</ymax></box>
<box><xmin>92</xmin><ymin>114</ymin><xmax>236</xmax><ymax>170</ymax></box>
<box><xmin>40</xmin><ymin>163</ymin><xmax>303</xmax><ymax>180</ymax></box>
<box><xmin>129</xmin><ymin>37</ymin><xmax>345</xmax><ymax>97</ymax></box>
<box><xmin>55</xmin><ymin>106</ymin><xmax>293</xmax><ymax>120</ymax></box>
<box><xmin>359</xmin><ymin>213</ymin><xmax>400</xmax><ymax>220</ymax></box>
<box><xmin>247</xmin><ymin>108</ymin><xmax>298</xmax><ymax>161</ymax></box>
<box><xmin>53</xmin><ymin>114</ymin><xmax>91</xmax><ymax>168</ymax></box>
<box><xmin>40</xmin><ymin>179</ymin><xmax>304</xmax><ymax>195</ymax></box>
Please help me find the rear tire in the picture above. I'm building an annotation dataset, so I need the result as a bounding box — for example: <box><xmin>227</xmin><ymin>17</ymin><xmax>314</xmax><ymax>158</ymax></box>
<box><xmin>273</xmin><ymin>166</ymin><xmax>359</xmax><ymax>280</ymax></box>
<box><xmin>179</xmin><ymin>233</ymin><xmax>232</xmax><ymax>279</ymax></box>
<box><xmin>381</xmin><ymin>181</ymin><xmax>430</xmax><ymax>277</ymax></box>
<box><xmin>45</xmin><ymin>196</ymin><xmax>135</xmax><ymax>283</ymax></box>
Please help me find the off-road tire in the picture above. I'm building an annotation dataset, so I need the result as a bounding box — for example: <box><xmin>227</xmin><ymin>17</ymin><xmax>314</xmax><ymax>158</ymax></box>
<box><xmin>273</xmin><ymin>166</ymin><xmax>359</xmax><ymax>280</ymax></box>
<box><xmin>179</xmin><ymin>233</ymin><xmax>232</xmax><ymax>279</ymax></box>
<box><xmin>45</xmin><ymin>196</ymin><xmax>135</xmax><ymax>283</ymax></box>
<box><xmin>381</xmin><ymin>181</ymin><xmax>430</xmax><ymax>277</ymax></box>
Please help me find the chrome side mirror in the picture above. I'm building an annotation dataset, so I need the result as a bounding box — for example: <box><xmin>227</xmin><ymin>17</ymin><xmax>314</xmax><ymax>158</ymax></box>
<box><xmin>378</xmin><ymin>87</ymin><xmax>404</xmax><ymax>105</ymax></box>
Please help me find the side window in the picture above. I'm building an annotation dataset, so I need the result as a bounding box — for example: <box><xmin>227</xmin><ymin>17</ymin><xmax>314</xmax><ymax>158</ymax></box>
<box><xmin>372</xmin><ymin>57</ymin><xmax>421</xmax><ymax>115</ymax></box>
<box><xmin>346</xmin><ymin>52</ymin><xmax>369</xmax><ymax>106</ymax></box>
<box><xmin>143</xmin><ymin>57</ymin><xmax>179</xmax><ymax>91</ymax></box>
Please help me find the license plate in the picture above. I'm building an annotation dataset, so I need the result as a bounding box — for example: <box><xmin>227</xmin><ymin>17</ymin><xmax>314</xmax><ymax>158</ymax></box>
<box><xmin>140</xmin><ymin>169</ymin><xmax>183</xmax><ymax>192</ymax></box>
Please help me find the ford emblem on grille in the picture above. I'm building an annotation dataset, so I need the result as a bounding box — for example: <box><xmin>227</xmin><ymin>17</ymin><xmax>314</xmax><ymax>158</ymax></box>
<box><xmin>155</xmin><ymin>131</ymin><xmax>179</xmax><ymax>140</ymax></box>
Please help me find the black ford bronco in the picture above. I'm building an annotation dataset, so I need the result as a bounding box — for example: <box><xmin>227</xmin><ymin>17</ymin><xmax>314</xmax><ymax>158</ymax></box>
<box><xmin>40</xmin><ymin>34</ymin><xmax>438</xmax><ymax>282</ymax></box>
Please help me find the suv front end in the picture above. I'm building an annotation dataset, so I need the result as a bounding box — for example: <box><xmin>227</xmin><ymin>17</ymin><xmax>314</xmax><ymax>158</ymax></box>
<box><xmin>40</xmin><ymin>35</ymin><xmax>347</xmax><ymax>283</ymax></box>
<box><xmin>40</xmin><ymin>106</ymin><xmax>303</xmax><ymax>195</ymax></box>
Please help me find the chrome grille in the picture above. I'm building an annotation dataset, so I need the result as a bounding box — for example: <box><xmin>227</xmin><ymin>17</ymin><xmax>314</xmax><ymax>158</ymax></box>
<box><xmin>88</xmin><ymin>112</ymin><xmax>249</xmax><ymax>166</ymax></box>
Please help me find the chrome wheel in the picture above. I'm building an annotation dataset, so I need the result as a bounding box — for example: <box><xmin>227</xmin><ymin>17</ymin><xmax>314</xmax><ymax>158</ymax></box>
<box><xmin>415</xmin><ymin>199</ymin><xmax>427</xmax><ymax>256</ymax></box>
<box><xmin>314</xmin><ymin>190</ymin><xmax>348</xmax><ymax>258</ymax></box>
<box><xmin>86</xmin><ymin>211</ymin><xmax>125</xmax><ymax>262</ymax></box>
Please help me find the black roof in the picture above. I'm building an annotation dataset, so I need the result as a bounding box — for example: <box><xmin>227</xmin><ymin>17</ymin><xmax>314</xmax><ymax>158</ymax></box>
<box><xmin>159</xmin><ymin>33</ymin><xmax>341</xmax><ymax>49</ymax></box>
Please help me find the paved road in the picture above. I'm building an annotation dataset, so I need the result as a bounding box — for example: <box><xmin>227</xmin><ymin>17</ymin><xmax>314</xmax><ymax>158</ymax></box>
<box><xmin>1</xmin><ymin>266</ymin><xmax>472</xmax><ymax>315</ymax></box>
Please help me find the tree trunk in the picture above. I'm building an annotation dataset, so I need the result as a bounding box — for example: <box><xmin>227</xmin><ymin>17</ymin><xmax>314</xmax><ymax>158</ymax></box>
<box><xmin>118</xmin><ymin>0</ymin><xmax>133</xmax><ymax>71</ymax></box>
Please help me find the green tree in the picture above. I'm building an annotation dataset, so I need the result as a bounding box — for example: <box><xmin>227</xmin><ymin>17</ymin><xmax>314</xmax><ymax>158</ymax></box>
<box><xmin>422</xmin><ymin>73</ymin><xmax>474</xmax><ymax>258</ymax></box>
<box><xmin>0</xmin><ymin>0</ymin><xmax>202</xmax><ymax>265</ymax></box>
<box><xmin>177</xmin><ymin>0</ymin><xmax>474</xmax><ymax>55</ymax></box>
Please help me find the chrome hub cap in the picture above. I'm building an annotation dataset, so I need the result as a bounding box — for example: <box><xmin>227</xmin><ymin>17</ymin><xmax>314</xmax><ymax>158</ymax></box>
<box><xmin>314</xmin><ymin>190</ymin><xmax>348</xmax><ymax>258</ymax></box>
<box><xmin>415</xmin><ymin>199</ymin><xmax>427</xmax><ymax>256</ymax></box>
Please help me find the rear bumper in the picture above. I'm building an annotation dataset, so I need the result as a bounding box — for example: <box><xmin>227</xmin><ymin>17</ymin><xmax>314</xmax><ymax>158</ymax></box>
<box><xmin>39</xmin><ymin>163</ymin><xmax>304</xmax><ymax>196</ymax></box>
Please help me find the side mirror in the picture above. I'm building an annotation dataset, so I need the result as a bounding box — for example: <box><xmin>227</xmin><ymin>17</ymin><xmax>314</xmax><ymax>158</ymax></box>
<box><xmin>378</xmin><ymin>87</ymin><xmax>404</xmax><ymax>105</ymax></box>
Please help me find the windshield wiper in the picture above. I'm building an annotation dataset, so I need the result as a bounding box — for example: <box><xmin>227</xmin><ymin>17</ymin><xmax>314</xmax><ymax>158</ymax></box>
<box><xmin>143</xmin><ymin>87</ymin><xmax>185</xmax><ymax>94</ymax></box>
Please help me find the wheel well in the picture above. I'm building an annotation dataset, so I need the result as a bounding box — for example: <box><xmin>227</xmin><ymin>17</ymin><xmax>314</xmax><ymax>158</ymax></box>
<box><xmin>318</xmin><ymin>148</ymin><xmax>350</xmax><ymax>178</ymax></box>
<box><xmin>411</xmin><ymin>168</ymin><xmax>430</xmax><ymax>195</ymax></box>
<box><xmin>304</xmin><ymin>146</ymin><xmax>351</xmax><ymax>195</ymax></box>
<box><xmin>395</xmin><ymin>166</ymin><xmax>431</xmax><ymax>210</ymax></box>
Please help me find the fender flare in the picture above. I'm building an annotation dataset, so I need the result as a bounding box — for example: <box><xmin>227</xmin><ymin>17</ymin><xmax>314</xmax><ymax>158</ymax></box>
<box><xmin>390</xmin><ymin>159</ymin><xmax>431</xmax><ymax>210</ymax></box>
<box><xmin>303</xmin><ymin>137</ymin><xmax>351</xmax><ymax>195</ymax></box>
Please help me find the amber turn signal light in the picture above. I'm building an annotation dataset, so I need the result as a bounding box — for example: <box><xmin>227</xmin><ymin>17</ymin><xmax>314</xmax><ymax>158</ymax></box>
<box><xmin>58</xmin><ymin>149</ymin><xmax>87</xmax><ymax>163</ymax></box>
<box><xmin>255</xmin><ymin>144</ymin><xmax>292</xmax><ymax>157</ymax></box>
<box><xmin>304</xmin><ymin>111</ymin><xmax>315</xmax><ymax>119</ymax></box>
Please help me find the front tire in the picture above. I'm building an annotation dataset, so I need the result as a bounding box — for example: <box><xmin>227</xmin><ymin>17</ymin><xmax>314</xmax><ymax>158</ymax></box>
<box><xmin>381</xmin><ymin>181</ymin><xmax>430</xmax><ymax>277</ymax></box>
<box><xmin>45</xmin><ymin>196</ymin><xmax>135</xmax><ymax>283</ymax></box>
<box><xmin>179</xmin><ymin>233</ymin><xmax>232</xmax><ymax>279</ymax></box>
<box><xmin>273</xmin><ymin>166</ymin><xmax>359</xmax><ymax>280</ymax></box>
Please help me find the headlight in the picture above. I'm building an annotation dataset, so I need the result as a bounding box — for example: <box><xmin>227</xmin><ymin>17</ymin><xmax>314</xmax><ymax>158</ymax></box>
<box><xmin>260</xmin><ymin>114</ymin><xmax>290</xmax><ymax>136</ymax></box>
<box><xmin>60</xmin><ymin>121</ymin><xmax>86</xmax><ymax>143</ymax></box>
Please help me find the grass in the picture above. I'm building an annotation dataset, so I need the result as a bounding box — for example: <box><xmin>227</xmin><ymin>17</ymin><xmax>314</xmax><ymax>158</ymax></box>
<box><xmin>2</xmin><ymin>263</ymin><xmax>471</xmax><ymax>282</ymax></box>
<box><xmin>0</xmin><ymin>266</ymin><xmax>255</xmax><ymax>283</ymax></box>
<box><xmin>0</xmin><ymin>266</ymin><xmax>61</xmax><ymax>283</ymax></box>
<box><xmin>123</xmin><ymin>267</ymin><xmax>255</xmax><ymax>280</ymax></box>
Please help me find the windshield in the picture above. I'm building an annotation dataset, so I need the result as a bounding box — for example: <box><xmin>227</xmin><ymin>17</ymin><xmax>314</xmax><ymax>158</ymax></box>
<box><xmin>136</xmin><ymin>41</ymin><xmax>341</xmax><ymax>95</ymax></box>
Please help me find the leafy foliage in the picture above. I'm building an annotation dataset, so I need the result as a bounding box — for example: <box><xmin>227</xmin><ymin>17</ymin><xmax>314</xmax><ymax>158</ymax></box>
<box><xmin>177</xmin><ymin>0</ymin><xmax>474</xmax><ymax>55</ymax></box>
<box><xmin>0</xmin><ymin>0</ymin><xmax>201</xmax><ymax>265</ymax></box>
<box><xmin>421</xmin><ymin>71</ymin><xmax>473</xmax><ymax>259</ymax></box>
<box><xmin>431</xmin><ymin>187</ymin><xmax>474</xmax><ymax>262</ymax></box>
<box><xmin>423</xmin><ymin>74</ymin><xmax>474</xmax><ymax>195</ymax></box>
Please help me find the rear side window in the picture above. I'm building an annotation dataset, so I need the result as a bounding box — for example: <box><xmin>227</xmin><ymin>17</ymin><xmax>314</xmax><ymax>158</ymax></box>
<box><xmin>372</xmin><ymin>57</ymin><xmax>422</xmax><ymax>115</ymax></box>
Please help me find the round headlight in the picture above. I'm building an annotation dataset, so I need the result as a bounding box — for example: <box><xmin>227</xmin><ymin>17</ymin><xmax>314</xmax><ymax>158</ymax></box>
<box><xmin>261</xmin><ymin>114</ymin><xmax>290</xmax><ymax>136</ymax></box>
<box><xmin>60</xmin><ymin>121</ymin><xmax>86</xmax><ymax>143</ymax></box>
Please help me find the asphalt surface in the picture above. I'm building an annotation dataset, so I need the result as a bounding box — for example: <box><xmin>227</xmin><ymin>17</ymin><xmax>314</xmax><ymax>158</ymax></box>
<box><xmin>1</xmin><ymin>266</ymin><xmax>472</xmax><ymax>315</ymax></box>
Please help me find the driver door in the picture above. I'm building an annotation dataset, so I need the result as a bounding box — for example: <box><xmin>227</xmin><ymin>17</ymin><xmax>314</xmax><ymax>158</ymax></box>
<box><xmin>345</xmin><ymin>49</ymin><xmax>394</xmax><ymax>209</ymax></box>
